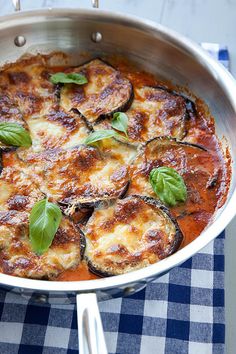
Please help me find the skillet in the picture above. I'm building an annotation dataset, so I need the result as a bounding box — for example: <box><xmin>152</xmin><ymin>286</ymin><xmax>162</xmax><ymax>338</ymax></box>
<box><xmin>1</xmin><ymin>1</ymin><xmax>236</xmax><ymax>352</ymax></box>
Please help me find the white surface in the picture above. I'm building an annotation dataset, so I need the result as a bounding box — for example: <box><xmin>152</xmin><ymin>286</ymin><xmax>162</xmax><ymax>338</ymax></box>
<box><xmin>0</xmin><ymin>0</ymin><xmax>235</xmax><ymax>352</ymax></box>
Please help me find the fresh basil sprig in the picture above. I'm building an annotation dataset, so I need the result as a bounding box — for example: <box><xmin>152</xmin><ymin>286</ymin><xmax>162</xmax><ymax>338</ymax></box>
<box><xmin>50</xmin><ymin>72</ymin><xmax>88</xmax><ymax>85</ymax></box>
<box><xmin>0</xmin><ymin>122</ymin><xmax>32</xmax><ymax>147</ymax></box>
<box><xmin>84</xmin><ymin>129</ymin><xmax>120</xmax><ymax>146</ymax></box>
<box><xmin>29</xmin><ymin>198</ymin><xmax>62</xmax><ymax>255</ymax></box>
<box><xmin>111</xmin><ymin>112</ymin><xmax>128</xmax><ymax>137</ymax></box>
<box><xmin>149</xmin><ymin>167</ymin><xmax>187</xmax><ymax>207</ymax></box>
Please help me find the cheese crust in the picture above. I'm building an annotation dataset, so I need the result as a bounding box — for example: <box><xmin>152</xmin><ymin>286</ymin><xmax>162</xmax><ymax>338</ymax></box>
<box><xmin>0</xmin><ymin>54</ymin><xmax>228</xmax><ymax>280</ymax></box>
<box><xmin>84</xmin><ymin>195</ymin><xmax>183</xmax><ymax>275</ymax></box>
<box><xmin>0</xmin><ymin>212</ymin><xmax>83</xmax><ymax>279</ymax></box>
<box><xmin>60</xmin><ymin>59</ymin><xmax>133</xmax><ymax>123</ymax></box>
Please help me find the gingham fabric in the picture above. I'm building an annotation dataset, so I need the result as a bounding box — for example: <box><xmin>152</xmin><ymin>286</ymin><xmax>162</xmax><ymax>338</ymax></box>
<box><xmin>0</xmin><ymin>45</ymin><xmax>228</xmax><ymax>354</ymax></box>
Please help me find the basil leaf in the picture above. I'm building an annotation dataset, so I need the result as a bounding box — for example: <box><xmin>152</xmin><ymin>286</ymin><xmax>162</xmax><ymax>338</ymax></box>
<box><xmin>149</xmin><ymin>167</ymin><xmax>187</xmax><ymax>207</ymax></box>
<box><xmin>111</xmin><ymin>112</ymin><xmax>128</xmax><ymax>137</ymax></box>
<box><xmin>0</xmin><ymin>122</ymin><xmax>32</xmax><ymax>147</ymax></box>
<box><xmin>29</xmin><ymin>198</ymin><xmax>62</xmax><ymax>255</ymax></box>
<box><xmin>50</xmin><ymin>72</ymin><xmax>88</xmax><ymax>85</ymax></box>
<box><xmin>84</xmin><ymin>129</ymin><xmax>119</xmax><ymax>146</ymax></box>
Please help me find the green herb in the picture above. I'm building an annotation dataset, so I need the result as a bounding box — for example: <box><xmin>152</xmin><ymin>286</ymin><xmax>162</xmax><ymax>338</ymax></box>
<box><xmin>29</xmin><ymin>198</ymin><xmax>62</xmax><ymax>255</ymax></box>
<box><xmin>111</xmin><ymin>112</ymin><xmax>128</xmax><ymax>137</ymax></box>
<box><xmin>50</xmin><ymin>72</ymin><xmax>88</xmax><ymax>85</ymax></box>
<box><xmin>0</xmin><ymin>122</ymin><xmax>32</xmax><ymax>147</ymax></box>
<box><xmin>149</xmin><ymin>167</ymin><xmax>187</xmax><ymax>207</ymax></box>
<box><xmin>84</xmin><ymin>129</ymin><xmax>120</xmax><ymax>146</ymax></box>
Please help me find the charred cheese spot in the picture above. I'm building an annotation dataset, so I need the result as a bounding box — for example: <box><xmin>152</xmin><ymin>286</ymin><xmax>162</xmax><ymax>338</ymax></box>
<box><xmin>0</xmin><ymin>212</ymin><xmax>83</xmax><ymax>279</ymax></box>
<box><xmin>60</xmin><ymin>59</ymin><xmax>133</xmax><ymax>123</ymax></box>
<box><xmin>0</xmin><ymin>58</ymin><xmax>57</xmax><ymax>119</ymax></box>
<box><xmin>84</xmin><ymin>195</ymin><xmax>183</xmax><ymax>276</ymax></box>
<box><xmin>0</xmin><ymin>166</ymin><xmax>44</xmax><ymax>212</ymax></box>
<box><xmin>17</xmin><ymin>145</ymin><xmax>129</xmax><ymax>206</ymax></box>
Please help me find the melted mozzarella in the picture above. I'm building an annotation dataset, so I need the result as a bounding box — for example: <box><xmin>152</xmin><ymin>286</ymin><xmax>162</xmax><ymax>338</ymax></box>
<box><xmin>84</xmin><ymin>196</ymin><xmax>180</xmax><ymax>275</ymax></box>
<box><xmin>0</xmin><ymin>213</ymin><xmax>82</xmax><ymax>279</ymax></box>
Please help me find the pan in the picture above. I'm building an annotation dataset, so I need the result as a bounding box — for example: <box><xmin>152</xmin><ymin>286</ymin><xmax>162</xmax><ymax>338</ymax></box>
<box><xmin>1</xmin><ymin>1</ymin><xmax>236</xmax><ymax>353</ymax></box>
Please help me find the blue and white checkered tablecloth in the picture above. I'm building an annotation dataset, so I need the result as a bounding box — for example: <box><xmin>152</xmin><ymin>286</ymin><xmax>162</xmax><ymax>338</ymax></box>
<box><xmin>0</xmin><ymin>45</ymin><xmax>228</xmax><ymax>354</ymax></box>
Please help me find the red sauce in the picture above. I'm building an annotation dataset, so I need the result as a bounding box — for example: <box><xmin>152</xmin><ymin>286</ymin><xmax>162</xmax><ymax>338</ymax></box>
<box><xmin>57</xmin><ymin>262</ymin><xmax>99</xmax><ymax>281</ymax></box>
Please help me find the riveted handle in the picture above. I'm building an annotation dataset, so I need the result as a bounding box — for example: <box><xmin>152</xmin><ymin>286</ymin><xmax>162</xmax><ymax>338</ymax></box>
<box><xmin>12</xmin><ymin>0</ymin><xmax>99</xmax><ymax>11</ymax></box>
<box><xmin>76</xmin><ymin>293</ymin><xmax>108</xmax><ymax>354</ymax></box>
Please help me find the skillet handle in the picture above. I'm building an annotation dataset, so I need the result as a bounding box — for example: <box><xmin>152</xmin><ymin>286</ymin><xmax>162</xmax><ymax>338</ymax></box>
<box><xmin>12</xmin><ymin>0</ymin><xmax>99</xmax><ymax>11</ymax></box>
<box><xmin>76</xmin><ymin>293</ymin><xmax>108</xmax><ymax>354</ymax></box>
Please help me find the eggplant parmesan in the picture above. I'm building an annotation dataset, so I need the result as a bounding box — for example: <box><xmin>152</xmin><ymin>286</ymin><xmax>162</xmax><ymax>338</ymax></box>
<box><xmin>16</xmin><ymin>145</ymin><xmax>130</xmax><ymax>206</ymax></box>
<box><xmin>128</xmin><ymin>137</ymin><xmax>227</xmax><ymax>241</ymax></box>
<box><xmin>60</xmin><ymin>59</ymin><xmax>133</xmax><ymax>123</ymax></box>
<box><xmin>0</xmin><ymin>212</ymin><xmax>84</xmax><ymax>279</ymax></box>
<box><xmin>0</xmin><ymin>166</ymin><xmax>44</xmax><ymax>212</ymax></box>
<box><xmin>96</xmin><ymin>86</ymin><xmax>190</xmax><ymax>144</ymax></box>
<box><xmin>84</xmin><ymin>195</ymin><xmax>183</xmax><ymax>276</ymax></box>
<box><xmin>26</xmin><ymin>108</ymin><xmax>90</xmax><ymax>151</ymax></box>
<box><xmin>0</xmin><ymin>53</ymin><xmax>229</xmax><ymax>281</ymax></box>
<box><xmin>0</xmin><ymin>56</ymin><xmax>58</xmax><ymax>119</ymax></box>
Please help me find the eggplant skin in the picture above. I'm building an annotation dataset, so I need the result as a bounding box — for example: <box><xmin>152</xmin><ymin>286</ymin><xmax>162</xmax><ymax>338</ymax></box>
<box><xmin>137</xmin><ymin>195</ymin><xmax>183</xmax><ymax>256</ymax></box>
<box><xmin>79</xmin><ymin>228</ymin><xmax>86</xmax><ymax>259</ymax></box>
<box><xmin>144</xmin><ymin>136</ymin><xmax>207</xmax><ymax>151</ymax></box>
<box><xmin>84</xmin><ymin>195</ymin><xmax>183</xmax><ymax>277</ymax></box>
<box><xmin>0</xmin><ymin>149</ymin><xmax>2</xmax><ymax>175</ymax></box>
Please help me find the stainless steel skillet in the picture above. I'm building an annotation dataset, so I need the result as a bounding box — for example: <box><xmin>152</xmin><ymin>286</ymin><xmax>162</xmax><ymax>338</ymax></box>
<box><xmin>1</xmin><ymin>0</ymin><xmax>236</xmax><ymax>353</ymax></box>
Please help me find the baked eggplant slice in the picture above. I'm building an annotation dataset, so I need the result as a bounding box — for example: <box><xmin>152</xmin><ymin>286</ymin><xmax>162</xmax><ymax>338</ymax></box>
<box><xmin>83</xmin><ymin>195</ymin><xmax>183</xmax><ymax>276</ymax></box>
<box><xmin>17</xmin><ymin>145</ymin><xmax>130</xmax><ymax>206</ymax></box>
<box><xmin>95</xmin><ymin>86</ymin><xmax>194</xmax><ymax>145</ymax></box>
<box><xmin>129</xmin><ymin>137</ymin><xmax>223</xmax><ymax>220</ymax></box>
<box><xmin>27</xmin><ymin>107</ymin><xmax>91</xmax><ymax>151</ymax></box>
<box><xmin>125</xmin><ymin>86</ymin><xmax>190</xmax><ymax>143</ymax></box>
<box><xmin>0</xmin><ymin>57</ymin><xmax>58</xmax><ymax>119</ymax></box>
<box><xmin>0</xmin><ymin>211</ymin><xmax>84</xmax><ymax>279</ymax></box>
<box><xmin>60</xmin><ymin>59</ymin><xmax>133</xmax><ymax>124</ymax></box>
<box><xmin>0</xmin><ymin>166</ymin><xmax>44</xmax><ymax>212</ymax></box>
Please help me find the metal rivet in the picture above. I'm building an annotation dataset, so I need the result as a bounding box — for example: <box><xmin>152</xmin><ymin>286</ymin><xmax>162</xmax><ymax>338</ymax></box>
<box><xmin>91</xmin><ymin>32</ymin><xmax>102</xmax><ymax>43</ymax></box>
<box><xmin>14</xmin><ymin>35</ymin><xmax>26</xmax><ymax>47</ymax></box>
<box><xmin>124</xmin><ymin>287</ymin><xmax>135</xmax><ymax>296</ymax></box>
<box><xmin>34</xmin><ymin>294</ymin><xmax>48</xmax><ymax>303</ymax></box>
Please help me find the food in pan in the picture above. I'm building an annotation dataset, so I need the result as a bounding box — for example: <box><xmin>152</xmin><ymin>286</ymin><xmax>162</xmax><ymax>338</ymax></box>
<box><xmin>0</xmin><ymin>54</ymin><xmax>230</xmax><ymax>280</ymax></box>
<box><xmin>84</xmin><ymin>195</ymin><xmax>183</xmax><ymax>276</ymax></box>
